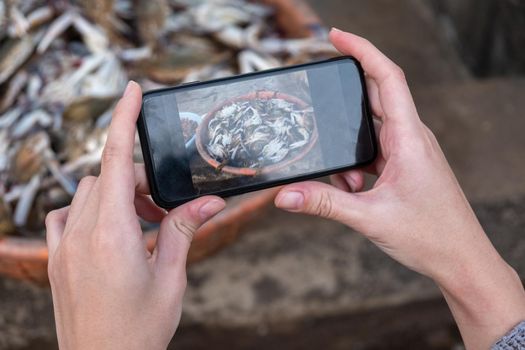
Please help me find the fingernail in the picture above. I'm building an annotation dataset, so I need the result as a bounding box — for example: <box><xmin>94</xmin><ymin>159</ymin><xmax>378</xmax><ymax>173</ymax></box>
<box><xmin>123</xmin><ymin>81</ymin><xmax>135</xmax><ymax>97</ymax></box>
<box><xmin>331</xmin><ymin>27</ymin><xmax>342</xmax><ymax>33</ymax></box>
<box><xmin>276</xmin><ymin>191</ymin><xmax>304</xmax><ymax>210</ymax></box>
<box><xmin>199</xmin><ymin>199</ymin><xmax>225</xmax><ymax>220</ymax></box>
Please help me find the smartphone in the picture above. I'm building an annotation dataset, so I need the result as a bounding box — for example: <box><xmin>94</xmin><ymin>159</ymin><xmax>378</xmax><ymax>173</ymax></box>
<box><xmin>138</xmin><ymin>56</ymin><xmax>377</xmax><ymax>208</ymax></box>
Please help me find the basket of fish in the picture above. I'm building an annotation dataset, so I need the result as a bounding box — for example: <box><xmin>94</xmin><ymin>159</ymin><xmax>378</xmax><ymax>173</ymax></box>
<box><xmin>0</xmin><ymin>0</ymin><xmax>337</xmax><ymax>284</ymax></box>
<box><xmin>197</xmin><ymin>91</ymin><xmax>318</xmax><ymax>176</ymax></box>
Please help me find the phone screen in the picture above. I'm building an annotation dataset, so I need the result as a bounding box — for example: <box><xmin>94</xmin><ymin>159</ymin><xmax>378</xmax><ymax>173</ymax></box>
<box><xmin>140</xmin><ymin>57</ymin><xmax>375</xmax><ymax>206</ymax></box>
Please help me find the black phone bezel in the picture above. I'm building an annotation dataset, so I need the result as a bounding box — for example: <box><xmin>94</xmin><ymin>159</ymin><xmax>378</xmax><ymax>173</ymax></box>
<box><xmin>137</xmin><ymin>55</ymin><xmax>377</xmax><ymax>208</ymax></box>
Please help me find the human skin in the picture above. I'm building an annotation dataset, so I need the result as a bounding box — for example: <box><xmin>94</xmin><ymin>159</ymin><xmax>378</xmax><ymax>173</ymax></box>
<box><xmin>45</xmin><ymin>81</ymin><xmax>226</xmax><ymax>350</ymax></box>
<box><xmin>275</xmin><ymin>28</ymin><xmax>525</xmax><ymax>349</ymax></box>
<box><xmin>46</xmin><ymin>30</ymin><xmax>525</xmax><ymax>349</ymax></box>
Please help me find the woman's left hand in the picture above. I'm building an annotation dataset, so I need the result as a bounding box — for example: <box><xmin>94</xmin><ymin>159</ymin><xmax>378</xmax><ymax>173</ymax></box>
<box><xmin>45</xmin><ymin>81</ymin><xmax>225</xmax><ymax>350</ymax></box>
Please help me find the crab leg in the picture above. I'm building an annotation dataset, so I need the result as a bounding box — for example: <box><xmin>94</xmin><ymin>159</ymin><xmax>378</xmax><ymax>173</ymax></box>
<box><xmin>13</xmin><ymin>174</ymin><xmax>41</xmax><ymax>227</ymax></box>
<box><xmin>37</xmin><ymin>10</ymin><xmax>75</xmax><ymax>54</ymax></box>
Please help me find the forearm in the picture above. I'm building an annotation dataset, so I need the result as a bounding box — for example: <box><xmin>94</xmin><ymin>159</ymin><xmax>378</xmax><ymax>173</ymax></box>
<box><xmin>435</xmin><ymin>228</ymin><xmax>525</xmax><ymax>349</ymax></box>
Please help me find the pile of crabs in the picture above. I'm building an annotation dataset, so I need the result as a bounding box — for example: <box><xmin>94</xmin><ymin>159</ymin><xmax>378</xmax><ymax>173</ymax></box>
<box><xmin>206</xmin><ymin>97</ymin><xmax>315</xmax><ymax>169</ymax></box>
<box><xmin>0</xmin><ymin>0</ymin><xmax>336</xmax><ymax>237</ymax></box>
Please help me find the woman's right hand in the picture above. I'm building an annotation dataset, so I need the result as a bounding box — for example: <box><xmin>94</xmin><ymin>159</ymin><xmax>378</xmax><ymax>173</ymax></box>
<box><xmin>275</xmin><ymin>28</ymin><xmax>525</xmax><ymax>349</ymax></box>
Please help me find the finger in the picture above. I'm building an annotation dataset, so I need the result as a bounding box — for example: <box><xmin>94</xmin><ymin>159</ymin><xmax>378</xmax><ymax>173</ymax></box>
<box><xmin>362</xmin><ymin>118</ymin><xmax>386</xmax><ymax>175</ymax></box>
<box><xmin>64</xmin><ymin>176</ymin><xmax>97</xmax><ymax>231</ymax></box>
<box><xmin>154</xmin><ymin>196</ymin><xmax>225</xmax><ymax>272</ymax></box>
<box><xmin>330</xmin><ymin>174</ymin><xmax>351</xmax><ymax>192</ymax></box>
<box><xmin>341</xmin><ymin>170</ymin><xmax>365</xmax><ymax>192</ymax></box>
<box><xmin>45</xmin><ymin>206</ymin><xmax>70</xmax><ymax>256</ymax></box>
<box><xmin>365</xmin><ymin>75</ymin><xmax>384</xmax><ymax>118</ymax></box>
<box><xmin>99</xmin><ymin>81</ymin><xmax>142</xmax><ymax>209</ymax></box>
<box><xmin>134</xmin><ymin>163</ymin><xmax>165</xmax><ymax>222</ymax></box>
<box><xmin>329</xmin><ymin>29</ymin><xmax>419</xmax><ymax>126</ymax></box>
<box><xmin>275</xmin><ymin>181</ymin><xmax>367</xmax><ymax>227</ymax></box>
<box><xmin>330</xmin><ymin>170</ymin><xmax>365</xmax><ymax>192</ymax></box>
<box><xmin>134</xmin><ymin>163</ymin><xmax>150</xmax><ymax>195</ymax></box>
<box><xmin>135</xmin><ymin>193</ymin><xmax>166</xmax><ymax>222</ymax></box>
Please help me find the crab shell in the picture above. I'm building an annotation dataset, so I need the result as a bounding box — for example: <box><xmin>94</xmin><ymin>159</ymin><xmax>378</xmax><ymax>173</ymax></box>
<box><xmin>196</xmin><ymin>90</ymin><xmax>318</xmax><ymax>176</ymax></box>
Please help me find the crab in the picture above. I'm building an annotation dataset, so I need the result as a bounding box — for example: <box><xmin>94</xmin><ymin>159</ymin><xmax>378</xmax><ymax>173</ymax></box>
<box><xmin>205</xmin><ymin>96</ymin><xmax>315</xmax><ymax>169</ymax></box>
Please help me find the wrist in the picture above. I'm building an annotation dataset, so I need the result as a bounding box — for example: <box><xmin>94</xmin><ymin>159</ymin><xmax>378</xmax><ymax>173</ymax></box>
<box><xmin>438</xmin><ymin>256</ymin><xmax>524</xmax><ymax>320</ymax></box>
<box><xmin>434</xmin><ymin>229</ymin><xmax>525</xmax><ymax>348</ymax></box>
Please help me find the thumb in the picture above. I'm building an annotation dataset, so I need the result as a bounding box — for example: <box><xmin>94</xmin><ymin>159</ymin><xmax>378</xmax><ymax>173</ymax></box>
<box><xmin>275</xmin><ymin>181</ymin><xmax>366</xmax><ymax>227</ymax></box>
<box><xmin>154</xmin><ymin>196</ymin><xmax>225</xmax><ymax>272</ymax></box>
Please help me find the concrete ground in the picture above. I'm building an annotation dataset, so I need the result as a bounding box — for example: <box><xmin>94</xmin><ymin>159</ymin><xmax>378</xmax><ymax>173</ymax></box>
<box><xmin>1</xmin><ymin>0</ymin><xmax>525</xmax><ymax>349</ymax></box>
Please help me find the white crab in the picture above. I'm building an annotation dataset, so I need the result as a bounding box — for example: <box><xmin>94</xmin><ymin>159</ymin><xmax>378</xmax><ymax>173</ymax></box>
<box><xmin>261</xmin><ymin>138</ymin><xmax>288</xmax><ymax>163</ymax></box>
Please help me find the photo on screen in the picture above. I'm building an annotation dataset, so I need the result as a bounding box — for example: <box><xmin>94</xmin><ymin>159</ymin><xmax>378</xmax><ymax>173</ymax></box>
<box><xmin>174</xmin><ymin>70</ymin><xmax>324</xmax><ymax>194</ymax></box>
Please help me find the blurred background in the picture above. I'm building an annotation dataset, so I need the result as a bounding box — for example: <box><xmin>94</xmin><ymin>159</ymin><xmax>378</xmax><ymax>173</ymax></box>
<box><xmin>1</xmin><ymin>0</ymin><xmax>524</xmax><ymax>349</ymax></box>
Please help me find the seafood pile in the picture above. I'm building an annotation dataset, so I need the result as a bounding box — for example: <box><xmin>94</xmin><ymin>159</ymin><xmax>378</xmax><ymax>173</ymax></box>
<box><xmin>0</xmin><ymin>0</ymin><xmax>337</xmax><ymax>237</ymax></box>
<box><xmin>206</xmin><ymin>96</ymin><xmax>315</xmax><ymax>169</ymax></box>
